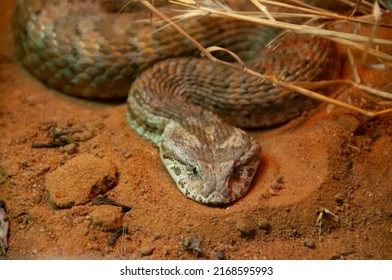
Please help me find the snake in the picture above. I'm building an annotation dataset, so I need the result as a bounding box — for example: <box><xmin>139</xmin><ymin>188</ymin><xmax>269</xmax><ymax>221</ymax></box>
<box><xmin>0</xmin><ymin>200</ymin><xmax>9</xmax><ymax>255</ymax></box>
<box><xmin>13</xmin><ymin>0</ymin><xmax>340</xmax><ymax>205</ymax></box>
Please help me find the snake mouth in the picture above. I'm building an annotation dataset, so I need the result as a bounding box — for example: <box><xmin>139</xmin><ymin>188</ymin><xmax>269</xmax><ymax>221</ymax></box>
<box><xmin>163</xmin><ymin>164</ymin><xmax>257</xmax><ymax>205</ymax></box>
<box><xmin>183</xmin><ymin>161</ymin><xmax>259</xmax><ymax>205</ymax></box>
<box><xmin>202</xmin><ymin>192</ymin><xmax>227</xmax><ymax>205</ymax></box>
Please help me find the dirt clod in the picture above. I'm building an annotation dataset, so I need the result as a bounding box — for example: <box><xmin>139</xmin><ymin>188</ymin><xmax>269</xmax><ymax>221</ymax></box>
<box><xmin>236</xmin><ymin>220</ymin><xmax>256</xmax><ymax>240</ymax></box>
<box><xmin>89</xmin><ymin>205</ymin><xmax>123</xmax><ymax>231</ymax></box>
<box><xmin>45</xmin><ymin>154</ymin><xmax>117</xmax><ymax>208</ymax></box>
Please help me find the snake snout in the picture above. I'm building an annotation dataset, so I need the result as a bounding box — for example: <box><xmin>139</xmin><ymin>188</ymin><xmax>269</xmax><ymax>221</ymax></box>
<box><xmin>202</xmin><ymin>191</ymin><xmax>227</xmax><ymax>205</ymax></box>
<box><xmin>197</xmin><ymin>160</ymin><xmax>257</xmax><ymax>205</ymax></box>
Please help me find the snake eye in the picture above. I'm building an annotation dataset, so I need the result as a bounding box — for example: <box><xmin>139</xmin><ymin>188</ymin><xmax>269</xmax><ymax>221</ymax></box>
<box><xmin>192</xmin><ymin>167</ymin><xmax>198</xmax><ymax>175</ymax></box>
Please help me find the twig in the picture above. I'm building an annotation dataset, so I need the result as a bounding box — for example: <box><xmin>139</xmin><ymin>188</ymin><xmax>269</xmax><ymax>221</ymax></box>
<box><xmin>170</xmin><ymin>1</ymin><xmax>392</xmax><ymax>46</ymax></box>
<box><xmin>139</xmin><ymin>1</ymin><xmax>392</xmax><ymax>118</ymax></box>
<box><xmin>330</xmin><ymin>248</ymin><xmax>356</xmax><ymax>259</ymax></box>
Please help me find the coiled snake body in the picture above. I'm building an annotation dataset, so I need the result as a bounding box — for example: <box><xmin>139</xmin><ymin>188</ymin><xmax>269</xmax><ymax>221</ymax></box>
<box><xmin>14</xmin><ymin>0</ymin><xmax>340</xmax><ymax>204</ymax></box>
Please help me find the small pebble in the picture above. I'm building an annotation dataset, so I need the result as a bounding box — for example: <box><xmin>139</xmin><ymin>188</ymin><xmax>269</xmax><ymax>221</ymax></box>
<box><xmin>216</xmin><ymin>250</ymin><xmax>225</xmax><ymax>260</ymax></box>
<box><xmin>77</xmin><ymin>130</ymin><xmax>93</xmax><ymax>142</ymax></box>
<box><xmin>334</xmin><ymin>193</ymin><xmax>344</xmax><ymax>205</ymax></box>
<box><xmin>140</xmin><ymin>246</ymin><xmax>154</xmax><ymax>256</ymax></box>
<box><xmin>60</xmin><ymin>143</ymin><xmax>77</xmax><ymax>154</ymax></box>
<box><xmin>272</xmin><ymin>183</ymin><xmax>283</xmax><ymax>190</ymax></box>
<box><xmin>275</xmin><ymin>176</ymin><xmax>284</xmax><ymax>183</ymax></box>
<box><xmin>257</xmin><ymin>219</ymin><xmax>271</xmax><ymax>232</ymax></box>
<box><xmin>182</xmin><ymin>236</ymin><xmax>203</xmax><ymax>256</ymax></box>
<box><xmin>304</xmin><ymin>239</ymin><xmax>315</xmax><ymax>249</ymax></box>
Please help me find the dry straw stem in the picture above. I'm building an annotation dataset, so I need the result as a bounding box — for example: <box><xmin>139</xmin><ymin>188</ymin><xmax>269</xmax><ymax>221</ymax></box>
<box><xmin>140</xmin><ymin>0</ymin><xmax>392</xmax><ymax>117</ymax></box>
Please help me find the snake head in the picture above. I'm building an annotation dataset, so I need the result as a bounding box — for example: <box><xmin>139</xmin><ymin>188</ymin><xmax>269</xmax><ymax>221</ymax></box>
<box><xmin>159</xmin><ymin>118</ymin><xmax>261</xmax><ymax>205</ymax></box>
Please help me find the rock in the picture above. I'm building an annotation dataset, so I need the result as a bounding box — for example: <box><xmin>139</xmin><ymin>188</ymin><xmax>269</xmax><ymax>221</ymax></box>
<box><xmin>334</xmin><ymin>193</ymin><xmax>345</xmax><ymax>205</ymax></box>
<box><xmin>216</xmin><ymin>250</ymin><xmax>225</xmax><ymax>260</ymax></box>
<box><xmin>304</xmin><ymin>239</ymin><xmax>316</xmax><ymax>249</ymax></box>
<box><xmin>45</xmin><ymin>154</ymin><xmax>117</xmax><ymax>208</ymax></box>
<box><xmin>140</xmin><ymin>246</ymin><xmax>154</xmax><ymax>256</ymax></box>
<box><xmin>182</xmin><ymin>236</ymin><xmax>203</xmax><ymax>256</ymax></box>
<box><xmin>59</xmin><ymin>143</ymin><xmax>77</xmax><ymax>154</ymax></box>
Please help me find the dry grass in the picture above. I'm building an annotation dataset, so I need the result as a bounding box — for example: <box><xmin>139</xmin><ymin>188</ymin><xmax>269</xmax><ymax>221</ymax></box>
<box><xmin>138</xmin><ymin>0</ymin><xmax>392</xmax><ymax>117</ymax></box>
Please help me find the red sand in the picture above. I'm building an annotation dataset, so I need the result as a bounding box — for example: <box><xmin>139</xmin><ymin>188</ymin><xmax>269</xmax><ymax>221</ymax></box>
<box><xmin>0</xmin><ymin>1</ymin><xmax>391</xmax><ymax>259</ymax></box>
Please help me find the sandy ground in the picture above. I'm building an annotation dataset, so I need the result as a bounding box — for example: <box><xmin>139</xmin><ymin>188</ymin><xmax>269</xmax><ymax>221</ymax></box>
<box><xmin>0</xmin><ymin>1</ymin><xmax>391</xmax><ymax>260</ymax></box>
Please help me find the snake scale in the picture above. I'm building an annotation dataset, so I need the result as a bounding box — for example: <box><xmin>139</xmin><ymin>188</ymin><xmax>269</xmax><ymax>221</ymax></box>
<box><xmin>13</xmin><ymin>0</ymin><xmax>340</xmax><ymax>205</ymax></box>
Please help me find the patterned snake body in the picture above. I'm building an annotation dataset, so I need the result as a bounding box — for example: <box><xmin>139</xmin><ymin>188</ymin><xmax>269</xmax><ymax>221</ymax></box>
<box><xmin>14</xmin><ymin>0</ymin><xmax>340</xmax><ymax>204</ymax></box>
